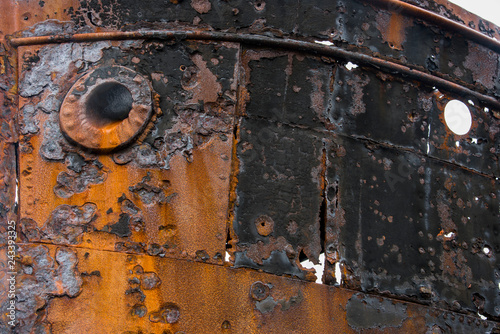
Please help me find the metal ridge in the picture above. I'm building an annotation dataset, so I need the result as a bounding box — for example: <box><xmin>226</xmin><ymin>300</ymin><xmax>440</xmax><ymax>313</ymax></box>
<box><xmin>9</xmin><ymin>30</ymin><xmax>500</xmax><ymax>110</ymax></box>
<box><xmin>365</xmin><ymin>0</ymin><xmax>500</xmax><ymax>53</ymax></box>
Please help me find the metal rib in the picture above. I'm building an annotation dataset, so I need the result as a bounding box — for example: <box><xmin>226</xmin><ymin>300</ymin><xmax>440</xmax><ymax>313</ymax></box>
<box><xmin>9</xmin><ymin>30</ymin><xmax>500</xmax><ymax>109</ymax></box>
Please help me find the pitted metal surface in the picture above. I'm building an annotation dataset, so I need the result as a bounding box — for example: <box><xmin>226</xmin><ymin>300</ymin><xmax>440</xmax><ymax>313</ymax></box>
<box><xmin>0</xmin><ymin>0</ymin><xmax>499</xmax><ymax>333</ymax></box>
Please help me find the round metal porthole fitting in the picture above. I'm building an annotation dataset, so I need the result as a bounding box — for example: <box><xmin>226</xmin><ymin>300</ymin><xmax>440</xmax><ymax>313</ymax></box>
<box><xmin>59</xmin><ymin>66</ymin><xmax>153</xmax><ymax>151</ymax></box>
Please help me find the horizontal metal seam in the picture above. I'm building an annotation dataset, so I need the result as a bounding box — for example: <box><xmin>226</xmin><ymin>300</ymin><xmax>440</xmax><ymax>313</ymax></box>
<box><xmin>241</xmin><ymin>113</ymin><xmax>498</xmax><ymax>179</ymax></box>
<box><xmin>365</xmin><ymin>0</ymin><xmax>500</xmax><ymax>53</ymax></box>
<box><xmin>9</xmin><ymin>30</ymin><xmax>500</xmax><ymax>110</ymax></box>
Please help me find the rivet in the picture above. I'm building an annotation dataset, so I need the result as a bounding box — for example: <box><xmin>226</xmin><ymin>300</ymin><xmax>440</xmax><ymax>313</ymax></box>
<box><xmin>251</xmin><ymin>281</ymin><xmax>270</xmax><ymax>301</ymax></box>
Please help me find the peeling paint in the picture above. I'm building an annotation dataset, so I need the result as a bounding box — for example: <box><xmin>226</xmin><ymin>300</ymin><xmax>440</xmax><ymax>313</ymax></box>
<box><xmin>3</xmin><ymin>0</ymin><xmax>500</xmax><ymax>332</ymax></box>
<box><xmin>5</xmin><ymin>245</ymin><xmax>82</xmax><ymax>333</ymax></box>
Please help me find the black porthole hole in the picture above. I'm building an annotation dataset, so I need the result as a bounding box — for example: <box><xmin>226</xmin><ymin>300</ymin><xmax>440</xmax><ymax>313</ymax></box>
<box><xmin>86</xmin><ymin>82</ymin><xmax>133</xmax><ymax>127</ymax></box>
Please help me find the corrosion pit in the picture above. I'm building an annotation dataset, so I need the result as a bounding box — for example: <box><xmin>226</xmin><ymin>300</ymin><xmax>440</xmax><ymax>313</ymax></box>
<box><xmin>59</xmin><ymin>66</ymin><xmax>153</xmax><ymax>151</ymax></box>
<box><xmin>255</xmin><ymin>215</ymin><xmax>274</xmax><ymax>236</ymax></box>
<box><xmin>251</xmin><ymin>281</ymin><xmax>270</xmax><ymax>301</ymax></box>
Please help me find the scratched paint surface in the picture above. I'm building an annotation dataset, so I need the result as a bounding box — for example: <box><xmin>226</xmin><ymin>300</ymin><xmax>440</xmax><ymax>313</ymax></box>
<box><xmin>0</xmin><ymin>0</ymin><xmax>499</xmax><ymax>333</ymax></box>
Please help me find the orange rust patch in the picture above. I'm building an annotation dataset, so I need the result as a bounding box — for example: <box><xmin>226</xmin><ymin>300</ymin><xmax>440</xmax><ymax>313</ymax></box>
<box><xmin>242</xmin><ymin>236</ymin><xmax>294</xmax><ymax>265</ymax></box>
<box><xmin>254</xmin><ymin>215</ymin><xmax>274</xmax><ymax>236</ymax></box>
<box><xmin>185</xmin><ymin>53</ymin><xmax>222</xmax><ymax>104</ymax></box>
<box><xmin>376</xmin><ymin>11</ymin><xmax>412</xmax><ymax>51</ymax></box>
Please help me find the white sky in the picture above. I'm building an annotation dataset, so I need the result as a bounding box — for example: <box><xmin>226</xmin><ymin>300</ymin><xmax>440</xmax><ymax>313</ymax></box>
<box><xmin>449</xmin><ymin>0</ymin><xmax>500</xmax><ymax>26</ymax></box>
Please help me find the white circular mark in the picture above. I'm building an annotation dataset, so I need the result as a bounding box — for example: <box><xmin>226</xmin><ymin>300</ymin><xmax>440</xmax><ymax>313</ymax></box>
<box><xmin>444</xmin><ymin>100</ymin><xmax>472</xmax><ymax>136</ymax></box>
